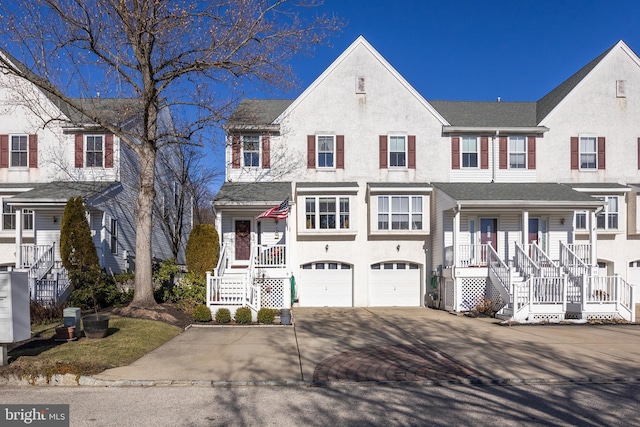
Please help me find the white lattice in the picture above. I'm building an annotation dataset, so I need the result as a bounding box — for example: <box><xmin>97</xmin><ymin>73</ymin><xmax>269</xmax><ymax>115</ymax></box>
<box><xmin>585</xmin><ymin>313</ymin><xmax>617</xmax><ymax>321</ymax></box>
<box><xmin>460</xmin><ymin>277</ymin><xmax>506</xmax><ymax>312</ymax></box>
<box><xmin>260</xmin><ymin>278</ymin><xmax>286</xmax><ymax>309</ymax></box>
<box><xmin>444</xmin><ymin>279</ymin><xmax>455</xmax><ymax>311</ymax></box>
<box><xmin>531</xmin><ymin>314</ymin><xmax>563</xmax><ymax>322</ymax></box>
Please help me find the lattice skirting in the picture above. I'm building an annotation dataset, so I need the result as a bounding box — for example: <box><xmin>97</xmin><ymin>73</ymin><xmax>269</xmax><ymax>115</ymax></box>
<box><xmin>459</xmin><ymin>277</ymin><xmax>506</xmax><ymax>312</ymax></box>
<box><xmin>260</xmin><ymin>278</ymin><xmax>286</xmax><ymax>309</ymax></box>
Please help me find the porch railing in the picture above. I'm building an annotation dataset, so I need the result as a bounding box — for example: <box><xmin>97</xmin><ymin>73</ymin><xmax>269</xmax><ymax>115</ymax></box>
<box><xmin>582</xmin><ymin>275</ymin><xmax>636</xmax><ymax>322</ymax></box>
<box><xmin>560</xmin><ymin>241</ymin><xmax>591</xmax><ymax>279</ymax></box>
<box><xmin>458</xmin><ymin>244</ymin><xmax>488</xmax><ymax>267</ymax></box>
<box><xmin>215</xmin><ymin>242</ymin><xmax>229</xmax><ymax>277</ymax></box>
<box><xmin>255</xmin><ymin>244</ymin><xmax>286</xmax><ymax>268</ymax></box>
<box><xmin>567</xmin><ymin>243</ymin><xmax>591</xmax><ymax>265</ymax></box>
<box><xmin>487</xmin><ymin>244</ymin><xmax>510</xmax><ymax>296</ymax></box>
<box><xmin>529</xmin><ymin>243</ymin><xmax>562</xmax><ymax>277</ymax></box>
<box><xmin>514</xmin><ymin>243</ymin><xmax>539</xmax><ymax>279</ymax></box>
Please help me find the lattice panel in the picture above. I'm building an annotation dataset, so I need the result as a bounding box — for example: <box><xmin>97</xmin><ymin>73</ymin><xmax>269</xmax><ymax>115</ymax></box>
<box><xmin>260</xmin><ymin>278</ymin><xmax>286</xmax><ymax>309</ymax></box>
<box><xmin>532</xmin><ymin>314</ymin><xmax>563</xmax><ymax>322</ymax></box>
<box><xmin>585</xmin><ymin>313</ymin><xmax>617</xmax><ymax>321</ymax></box>
<box><xmin>444</xmin><ymin>279</ymin><xmax>455</xmax><ymax>311</ymax></box>
<box><xmin>459</xmin><ymin>277</ymin><xmax>507</xmax><ymax>312</ymax></box>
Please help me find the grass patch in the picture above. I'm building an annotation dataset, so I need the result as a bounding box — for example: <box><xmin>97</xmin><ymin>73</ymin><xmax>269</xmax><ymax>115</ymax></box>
<box><xmin>1</xmin><ymin>315</ymin><xmax>181</xmax><ymax>382</ymax></box>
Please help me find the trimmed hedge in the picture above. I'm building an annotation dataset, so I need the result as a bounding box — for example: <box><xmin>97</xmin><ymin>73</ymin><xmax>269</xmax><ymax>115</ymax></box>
<box><xmin>185</xmin><ymin>224</ymin><xmax>219</xmax><ymax>282</ymax></box>
<box><xmin>192</xmin><ymin>304</ymin><xmax>212</xmax><ymax>322</ymax></box>
<box><xmin>234</xmin><ymin>306</ymin><xmax>252</xmax><ymax>324</ymax></box>
<box><xmin>215</xmin><ymin>308</ymin><xmax>231</xmax><ymax>324</ymax></box>
<box><xmin>257</xmin><ymin>308</ymin><xmax>276</xmax><ymax>324</ymax></box>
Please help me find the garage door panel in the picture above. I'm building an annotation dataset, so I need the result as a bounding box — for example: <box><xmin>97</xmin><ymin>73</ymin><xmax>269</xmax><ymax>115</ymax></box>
<box><xmin>299</xmin><ymin>263</ymin><xmax>352</xmax><ymax>307</ymax></box>
<box><xmin>369</xmin><ymin>263</ymin><xmax>420</xmax><ymax>307</ymax></box>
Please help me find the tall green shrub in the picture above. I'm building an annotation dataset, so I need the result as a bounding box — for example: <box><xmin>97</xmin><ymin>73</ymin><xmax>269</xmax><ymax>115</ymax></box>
<box><xmin>185</xmin><ymin>224</ymin><xmax>219</xmax><ymax>282</ymax></box>
<box><xmin>60</xmin><ymin>197</ymin><xmax>101</xmax><ymax>313</ymax></box>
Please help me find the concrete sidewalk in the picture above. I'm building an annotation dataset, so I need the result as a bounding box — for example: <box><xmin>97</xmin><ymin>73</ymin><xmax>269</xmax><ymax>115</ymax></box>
<box><xmin>93</xmin><ymin>307</ymin><xmax>640</xmax><ymax>385</ymax></box>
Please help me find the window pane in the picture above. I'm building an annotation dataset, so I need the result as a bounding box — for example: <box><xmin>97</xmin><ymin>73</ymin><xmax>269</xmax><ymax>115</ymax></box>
<box><xmin>339</xmin><ymin>198</ymin><xmax>349</xmax><ymax>229</ymax></box>
<box><xmin>319</xmin><ymin>197</ymin><xmax>336</xmax><ymax>229</ymax></box>
<box><xmin>378</xmin><ymin>196</ymin><xmax>389</xmax><ymax>213</ymax></box>
<box><xmin>305</xmin><ymin>197</ymin><xmax>315</xmax><ymax>229</ymax></box>
<box><xmin>317</xmin><ymin>136</ymin><xmax>334</xmax><ymax>168</ymax></box>
<box><xmin>389</xmin><ymin>136</ymin><xmax>406</xmax><ymax>167</ymax></box>
<box><xmin>411</xmin><ymin>196</ymin><xmax>422</xmax><ymax>213</ymax></box>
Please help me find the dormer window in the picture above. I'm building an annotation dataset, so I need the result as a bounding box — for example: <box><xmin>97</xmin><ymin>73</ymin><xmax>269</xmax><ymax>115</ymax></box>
<box><xmin>86</xmin><ymin>135</ymin><xmax>104</xmax><ymax>167</ymax></box>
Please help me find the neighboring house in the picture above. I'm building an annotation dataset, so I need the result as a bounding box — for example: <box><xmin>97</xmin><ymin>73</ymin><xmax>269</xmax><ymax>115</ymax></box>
<box><xmin>212</xmin><ymin>36</ymin><xmax>640</xmax><ymax>322</ymax></box>
<box><xmin>0</xmin><ymin>49</ymin><xmax>191</xmax><ymax>304</ymax></box>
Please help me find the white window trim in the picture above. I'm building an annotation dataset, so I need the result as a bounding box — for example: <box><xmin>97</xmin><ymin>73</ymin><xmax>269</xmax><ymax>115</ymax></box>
<box><xmin>508</xmin><ymin>136</ymin><xmax>527</xmax><ymax>169</ymax></box>
<box><xmin>579</xmin><ymin>134</ymin><xmax>598</xmax><ymax>171</ymax></box>
<box><xmin>373</xmin><ymin>195</ymin><xmax>425</xmax><ymax>234</ymax></box>
<box><xmin>461</xmin><ymin>136</ymin><xmax>479</xmax><ymax>169</ymax></box>
<box><xmin>10</xmin><ymin>134</ymin><xmax>28</xmax><ymax>169</ymax></box>
<box><xmin>387</xmin><ymin>134</ymin><xmax>408</xmax><ymax>169</ymax></box>
<box><xmin>298</xmin><ymin>194</ymin><xmax>356</xmax><ymax>235</ymax></box>
<box><xmin>597</xmin><ymin>196</ymin><xmax>619</xmax><ymax>231</ymax></box>
<box><xmin>316</xmin><ymin>135</ymin><xmax>336</xmax><ymax>170</ymax></box>
<box><xmin>241</xmin><ymin>135</ymin><xmax>261</xmax><ymax>168</ymax></box>
<box><xmin>110</xmin><ymin>218</ymin><xmax>118</xmax><ymax>254</ymax></box>
<box><xmin>85</xmin><ymin>134</ymin><xmax>104</xmax><ymax>168</ymax></box>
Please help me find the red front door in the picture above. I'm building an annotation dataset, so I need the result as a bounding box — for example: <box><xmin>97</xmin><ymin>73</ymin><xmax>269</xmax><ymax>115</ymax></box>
<box><xmin>235</xmin><ymin>220</ymin><xmax>251</xmax><ymax>261</ymax></box>
<box><xmin>480</xmin><ymin>218</ymin><xmax>498</xmax><ymax>252</ymax></box>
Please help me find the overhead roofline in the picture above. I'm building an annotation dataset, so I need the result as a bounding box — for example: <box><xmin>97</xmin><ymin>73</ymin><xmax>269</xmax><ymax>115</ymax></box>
<box><xmin>443</xmin><ymin>126</ymin><xmax>549</xmax><ymax>134</ymax></box>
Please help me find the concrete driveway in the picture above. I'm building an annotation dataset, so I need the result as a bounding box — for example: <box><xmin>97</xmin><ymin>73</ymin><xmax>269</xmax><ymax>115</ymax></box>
<box><xmin>94</xmin><ymin>307</ymin><xmax>640</xmax><ymax>384</ymax></box>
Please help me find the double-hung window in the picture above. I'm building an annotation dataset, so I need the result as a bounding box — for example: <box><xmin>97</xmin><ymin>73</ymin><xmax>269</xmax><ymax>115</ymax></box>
<box><xmin>461</xmin><ymin>136</ymin><xmax>478</xmax><ymax>168</ymax></box>
<box><xmin>509</xmin><ymin>136</ymin><xmax>526</xmax><ymax>169</ymax></box>
<box><xmin>11</xmin><ymin>135</ymin><xmax>28</xmax><ymax>167</ymax></box>
<box><xmin>2</xmin><ymin>201</ymin><xmax>15</xmax><ymax>230</ymax></box>
<box><xmin>575</xmin><ymin>211</ymin><xmax>587</xmax><ymax>230</ymax></box>
<box><xmin>317</xmin><ymin>135</ymin><xmax>335</xmax><ymax>168</ymax></box>
<box><xmin>389</xmin><ymin>136</ymin><xmax>406</xmax><ymax>167</ymax></box>
<box><xmin>305</xmin><ymin>196</ymin><xmax>350</xmax><ymax>230</ymax></box>
<box><xmin>242</xmin><ymin>135</ymin><xmax>260</xmax><ymax>167</ymax></box>
<box><xmin>110</xmin><ymin>218</ymin><xmax>118</xmax><ymax>254</ymax></box>
<box><xmin>579</xmin><ymin>136</ymin><xmax>597</xmax><ymax>169</ymax></box>
<box><xmin>377</xmin><ymin>196</ymin><xmax>423</xmax><ymax>231</ymax></box>
<box><xmin>597</xmin><ymin>196</ymin><xmax>618</xmax><ymax>230</ymax></box>
<box><xmin>86</xmin><ymin>135</ymin><xmax>104</xmax><ymax>167</ymax></box>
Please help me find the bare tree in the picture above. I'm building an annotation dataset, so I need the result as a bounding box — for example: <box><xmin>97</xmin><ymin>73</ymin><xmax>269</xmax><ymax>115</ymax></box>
<box><xmin>0</xmin><ymin>0</ymin><xmax>340</xmax><ymax>309</ymax></box>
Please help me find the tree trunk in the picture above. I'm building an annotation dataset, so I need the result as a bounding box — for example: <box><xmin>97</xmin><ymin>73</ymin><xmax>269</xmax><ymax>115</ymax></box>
<box><xmin>131</xmin><ymin>141</ymin><xmax>158</xmax><ymax>308</ymax></box>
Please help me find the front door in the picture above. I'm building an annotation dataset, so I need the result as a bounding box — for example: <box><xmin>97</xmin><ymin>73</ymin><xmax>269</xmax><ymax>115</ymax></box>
<box><xmin>480</xmin><ymin>218</ymin><xmax>498</xmax><ymax>254</ymax></box>
<box><xmin>235</xmin><ymin>220</ymin><xmax>251</xmax><ymax>261</ymax></box>
<box><xmin>528</xmin><ymin>218</ymin><xmax>539</xmax><ymax>246</ymax></box>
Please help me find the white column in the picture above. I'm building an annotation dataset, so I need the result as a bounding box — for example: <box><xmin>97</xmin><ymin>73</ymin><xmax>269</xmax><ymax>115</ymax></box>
<box><xmin>14</xmin><ymin>208</ymin><xmax>22</xmax><ymax>269</ymax></box>
<box><xmin>589</xmin><ymin>210</ymin><xmax>597</xmax><ymax>275</ymax></box>
<box><xmin>452</xmin><ymin>208</ymin><xmax>461</xmax><ymax>311</ymax></box>
<box><xmin>522</xmin><ymin>210</ymin><xmax>529</xmax><ymax>247</ymax></box>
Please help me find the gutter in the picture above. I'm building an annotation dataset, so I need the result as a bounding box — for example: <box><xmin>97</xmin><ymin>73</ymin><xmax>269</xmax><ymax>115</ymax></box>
<box><xmin>442</xmin><ymin>126</ymin><xmax>549</xmax><ymax>134</ymax></box>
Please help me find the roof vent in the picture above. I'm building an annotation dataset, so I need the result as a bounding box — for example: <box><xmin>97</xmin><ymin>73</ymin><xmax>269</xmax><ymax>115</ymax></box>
<box><xmin>497</xmin><ymin>97</ymin><xmax>501</xmax><ymax>102</ymax></box>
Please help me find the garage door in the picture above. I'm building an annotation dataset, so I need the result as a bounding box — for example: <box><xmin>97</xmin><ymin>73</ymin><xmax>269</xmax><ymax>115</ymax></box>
<box><xmin>369</xmin><ymin>262</ymin><xmax>420</xmax><ymax>307</ymax></box>
<box><xmin>298</xmin><ymin>262</ymin><xmax>353</xmax><ymax>307</ymax></box>
<box><xmin>629</xmin><ymin>260</ymin><xmax>640</xmax><ymax>286</ymax></box>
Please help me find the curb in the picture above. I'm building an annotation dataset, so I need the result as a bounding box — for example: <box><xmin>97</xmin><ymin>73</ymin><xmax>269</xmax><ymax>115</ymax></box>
<box><xmin>2</xmin><ymin>374</ymin><xmax>639</xmax><ymax>388</ymax></box>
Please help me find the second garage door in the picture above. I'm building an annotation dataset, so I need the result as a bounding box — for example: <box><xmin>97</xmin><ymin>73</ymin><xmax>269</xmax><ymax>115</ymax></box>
<box><xmin>368</xmin><ymin>262</ymin><xmax>421</xmax><ymax>307</ymax></box>
<box><xmin>298</xmin><ymin>262</ymin><xmax>353</xmax><ymax>307</ymax></box>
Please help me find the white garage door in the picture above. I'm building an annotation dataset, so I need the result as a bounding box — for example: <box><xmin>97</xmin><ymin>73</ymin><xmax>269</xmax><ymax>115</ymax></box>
<box><xmin>298</xmin><ymin>262</ymin><xmax>352</xmax><ymax>307</ymax></box>
<box><xmin>628</xmin><ymin>260</ymin><xmax>640</xmax><ymax>286</ymax></box>
<box><xmin>369</xmin><ymin>262</ymin><xmax>421</xmax><ymax>307</ymax></box>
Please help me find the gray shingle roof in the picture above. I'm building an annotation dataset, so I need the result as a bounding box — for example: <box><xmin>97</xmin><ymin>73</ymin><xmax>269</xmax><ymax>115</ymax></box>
<box><xmin>7</xmin><ymin>181</ymin><xmax>119</xmax><ymax>203</ymax></box>
<box><xmin>214</xmin><ymin>182</ymin><xmax>291</xmax><ymax>204</ymax></box>
<box><xmin>226</xmin><ymin>99</ymin><xmax>293</xmax><ymax>129</ymax></box>
<box><xmin>296</xmin><ymin>182</ymin><xmax>359</xmax><ymax>188</ymax></box>
<box><xmin>429</xmin><ymin>101</ymin><xmax>538</xmax><ymax>127</ymax></box>
<box><xmin>567</xmin><ymin>182</ymin><xmax>629</xmax><ymax>189</ymax></box>
<box><xmin>433</xmin><ymin>182</ymin><xmax>602</xmax><ymax>204</ymax></box>
<box><xmin>536</xmin><ymin>44</ymin><xmax>615</xmax><ymax>122</ymax></box>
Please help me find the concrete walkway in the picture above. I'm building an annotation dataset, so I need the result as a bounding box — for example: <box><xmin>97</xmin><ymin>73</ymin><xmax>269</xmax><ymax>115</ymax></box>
<box><xmin>93</xmin><ymin>307</ymin><xmax>640</xmax><ymax>385</ymax></box>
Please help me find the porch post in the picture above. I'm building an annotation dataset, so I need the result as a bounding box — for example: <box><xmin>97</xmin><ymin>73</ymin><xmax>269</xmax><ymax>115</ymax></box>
<box><xmin>452</xmin><ymin>208</ymin><xmax>460</xmax><ymax>268</ymax></box>
<box><xmin>589</xmin><ymin>210</ymin><xmax>597</xmax><ymax>274</ymax></box>
<box><xmin>14</xmin><ymin>207</ymin><xmax>23</xmax><ymax>269</ymax></box>
<box><xmin>522</xmin><ymin>210</ymin><xmax>529</xmax><ymax>248</ymax></box>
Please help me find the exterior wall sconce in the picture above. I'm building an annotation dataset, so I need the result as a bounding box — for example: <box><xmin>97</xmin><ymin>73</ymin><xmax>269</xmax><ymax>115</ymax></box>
<box><xmin>325</xmin><ymin>244</ymin><xmax>329</xmax><ymax>252</ymax></box>
<box><xmin>396</xmin><ymin>244</ymin><xmax>401</xmax><ymax>251</ymax></box>
<box><xmin>52</xmin><ymin>216</ymin><xmax>58</xmax><ymax>224</ymax></box>
<box><xmin>560</xmin><ymin>218</ymin><xmax>565</xmax><ymax>225</ymax></box>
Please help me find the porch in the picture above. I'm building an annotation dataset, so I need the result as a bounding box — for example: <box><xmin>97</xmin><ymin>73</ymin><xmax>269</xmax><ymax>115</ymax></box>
<box><xmin>442</xmin><ymin>242</ymin><xmax>637</xmax><ymax>322</ymax></box>
<box><xmin>206</xmin><ymin>242</ymin><xmax>293</xmax><ymax>318</ymax></box>
<box><xmin>19</xmin><ymin>243</ymin><xmax>70</xmax><ymax>305</ymax></box>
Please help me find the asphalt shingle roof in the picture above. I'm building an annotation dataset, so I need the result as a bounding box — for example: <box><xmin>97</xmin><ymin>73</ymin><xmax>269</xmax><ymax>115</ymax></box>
<box><xmin>226</xmin><ymin>99</ymin><xmax>293</xmax><ymax>128</ymax></box>
<box><xmin>214</xmin><ymin>182</ymin><xmax>292</xmax><ymax>204</ymax></box>
<box><xmin>429</xmin><ymin>101</ymin><xmax>538</xmax><ymax>127</ymax></box>
<box><xmin>7</xmin><ymin>181</ymin><xmax>118</xmax><ymax>203</ymax></box>
<box><xmin>432</xmin><ymin>182</ymin><xmax>601</xmax><ymax>203</ymax></box>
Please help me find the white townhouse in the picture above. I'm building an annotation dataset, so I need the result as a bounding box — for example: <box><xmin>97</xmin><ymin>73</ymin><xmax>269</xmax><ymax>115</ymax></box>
<box><xmin>0</xmin><ymin>48</ymin><xmax>191</xmax><ymax>303</ymax></box>
<box><xmin>212</xmin><ymin>36</ymin><xmax>640</xmax><ymax>322</ymax></box>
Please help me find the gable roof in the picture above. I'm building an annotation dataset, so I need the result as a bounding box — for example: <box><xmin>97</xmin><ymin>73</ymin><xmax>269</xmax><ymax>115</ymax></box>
<box><xmin>273</xmin><ymin>35</ymin><xmax>448</xmax><ymax>126</ymax></box>
<box><xmin>5</xmin><ymin>181</ymin><xmax>120</xmax><ymax>206</ymax></box>
<box><xmin>536</xmin><ymin>43</ymin><xmax>617</xmax><ymax>123</ymax></box>
<box><xmin>430</xmin><ymin>101</ymin><xmax>538</xmax><ymax>128</ymax></box>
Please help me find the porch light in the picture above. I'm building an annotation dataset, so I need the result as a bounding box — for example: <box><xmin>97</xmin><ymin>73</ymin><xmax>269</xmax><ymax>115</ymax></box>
<box><xmin>53</xmin><ymin>216</ymin><xmax>58</xmax><ymax>224</ymax></box>
<box><xmin>560</xmin><ymin>218</ymin><xmax>565</xmax><ymax>225</ymax></box>
<box><xmin>325</xmin><ymin>244</ymin><xmax>329</xmax><ymax>252</ymax></box>
<box><xmin>396</xmin><ymin>244</ymin><xmax>401</xmax><ymax>251</ymax></box>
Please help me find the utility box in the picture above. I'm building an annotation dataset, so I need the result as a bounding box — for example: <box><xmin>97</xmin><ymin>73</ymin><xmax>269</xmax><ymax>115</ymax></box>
<box><xmin>0</xmin><ymin>271</ymin><xmax>31</xmax><ymax>343</ymax></box>
<box><xmin>63</xmin><ymin>307</ymin><xmax>81</xmax><ymax>339</ymax></box>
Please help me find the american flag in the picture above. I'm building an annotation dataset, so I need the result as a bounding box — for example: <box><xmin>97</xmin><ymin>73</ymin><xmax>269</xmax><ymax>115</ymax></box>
<box><xmin>257</xmin><ymin>199</ymin><xmax>289</xmax><ymax>220</ymax></box>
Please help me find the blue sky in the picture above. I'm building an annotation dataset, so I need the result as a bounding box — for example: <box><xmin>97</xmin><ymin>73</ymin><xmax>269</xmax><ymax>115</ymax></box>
<box><xmin>210</xmin><ymin>0</ymin><xmax>640</xmax><ymax>189</ymax></box>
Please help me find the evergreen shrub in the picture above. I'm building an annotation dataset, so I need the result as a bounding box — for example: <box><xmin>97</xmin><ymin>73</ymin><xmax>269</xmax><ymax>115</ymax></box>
<box><xmin>192</xmin><ymin>304</ymin><xmax>212</xmax><ymax>322</ymax></box>
<box><xmin>185</xmin><ymin>224</ymin><xmax>219</xmax><ymax>282</ymax></box>
<box><xmin>234</xmin><ymin>306</ymin><xmax>252</xmax><ymax>324</ymax></box>
<box><xmin>215</xmin><ymin>308</ymin><xmax>231</xmax><ymax>324</ymax></box>
<box><xmin>257</xmin><ymin>308</ymin><xmax>276</xmax><ymax>324</ymax></box>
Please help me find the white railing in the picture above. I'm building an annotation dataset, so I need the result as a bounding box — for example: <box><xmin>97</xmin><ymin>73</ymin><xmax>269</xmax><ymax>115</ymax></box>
<box><xmin>23</xmin><ymin>243</ymin><xmax>55</xmax><ymax>281</ymax></box>
<box><xmin>585</xmin><ymin>276</ymin><xmax>617</xmax><ymax>303</ymax></box>
<box><xmin>560</xmin><ymin>241</ymin><xmax>591</xmax><ymax>279</ymax></box>
<box><xmin>567</xmin><ymin>243</ymin><xmax>591</xmax><ymax>265</ymax></box>
<box><xmin>31</xmin><ymin>270</ymin><xmax>70</xmax><ymax>306</ymax></box>
<box><xmin>255</xmin><ymin>244</ymin><xmax>286</xmax><ymax>268</ymax></box>
<box><xmin>214</xmin><ymin>242</ymin><xmax>229</xmax><ymax>277</ymax></box>
<box><xmin>487</xmin><ymin>244</ymin><xmax>510</xmax><ymax>295</ymax></box>
<box><xmin>582</xmin><ymin>275</ymin><xmax>636</xmax><ymax>322</ymax></box>
<box><xmin>514</xmin><ymin>243</ymin><xmax>539</xmax><ymax>279</ymax></box>
<box><xmin>513</xmin><ymin>280</ymin><xmax>530</xmax><ymax>314</ymax></box>
<box><xmin>529</xmin><ymin>243</ymin><xmax>562</xmax><ymax>277</ymax></box>
<box><xmin>531</xmin><ymin>276</ymin><xmax>566</xmax><ymax>304</ymax></box>
<box><xmin>458</xmin><ymin>244</ymin><xmax>488</xmax><ymax>267</ymax></box>
<box><xmin>21</xmin><ymin>244</ymin><xmax>52</xmax><ymax>269</ymax></box>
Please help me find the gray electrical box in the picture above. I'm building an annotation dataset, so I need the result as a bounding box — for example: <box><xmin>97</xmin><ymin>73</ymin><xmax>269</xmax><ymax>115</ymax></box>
<box><xmin>0</xmin><ymin>271</ymin><xmax>31</xmax><ymax>343</ymax></box>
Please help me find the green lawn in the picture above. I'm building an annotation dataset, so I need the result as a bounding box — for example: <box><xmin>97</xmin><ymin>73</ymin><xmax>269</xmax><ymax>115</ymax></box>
<box><xmin>2</xmin><ymin>315</ymin><xmax>182</xmax><ymax>381</ymax></box>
